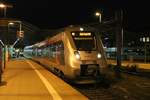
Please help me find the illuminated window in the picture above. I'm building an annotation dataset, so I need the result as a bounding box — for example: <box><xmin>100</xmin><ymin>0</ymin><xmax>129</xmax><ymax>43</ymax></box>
<box><xmin>143</xmin><ymin>37</ymin><xmax>145</xmax><ymax>42</ymax></box>
<box><xmin>140</xmin><ymin>38</ymin><xmax>143</xmax><ymax>42</ymax></box>
<box><xmin>146</xmin><ymin>37</ymin><xmax>149</xmax><ymax>42</ymax></box>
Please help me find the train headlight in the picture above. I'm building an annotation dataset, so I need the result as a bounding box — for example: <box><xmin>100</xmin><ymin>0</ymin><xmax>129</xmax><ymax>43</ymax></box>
<box><xmin>97</xmin><ymin>53</ymin><xmax>101</xmax><ymax>58</ymax></box>
<box><xmin>74</xmin><ymin>51</ymin><xmax>80</xmax><ymax>59</ymax></box>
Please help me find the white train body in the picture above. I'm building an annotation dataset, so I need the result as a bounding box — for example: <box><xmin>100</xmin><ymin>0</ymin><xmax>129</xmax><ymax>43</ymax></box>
<box><xmin>24</xmin><ymin>25</ymin><xmax>108</xmax><ymax>84</ymax></box>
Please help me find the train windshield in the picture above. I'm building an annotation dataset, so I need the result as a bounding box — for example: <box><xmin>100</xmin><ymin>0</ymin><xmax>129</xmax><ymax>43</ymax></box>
<box><xmin>71</xmin><ymin>31</ymin><xmax>96</xmax><ymax>51</ymax></box>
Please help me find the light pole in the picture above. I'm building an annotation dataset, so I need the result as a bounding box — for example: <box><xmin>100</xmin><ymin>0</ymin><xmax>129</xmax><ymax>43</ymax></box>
<box><xmin>0</xmin><ymin>40</ymin><xmax>4</xmax><ymax>84</ymax></box>
<box><xmin>8</xmin><ymin>21</ymin><xmax>24</xmax><ymax>48</ymax></box>
<box><xmin>141</xmin><ymin>36</ymin><xmax>150</xmax><ymax>63</ymax></box>
<box><xmin>9</xmin><ymin>21</ymin><xmax>22</xmax><ymax>33</ymax></box>
<box><xmin>95</xmin><ymin>11</ymin><xmax>108</xmax><ymax>68</ymax></box>
<box><xmin>8</xmin><ymin>21</ymin><xmax>23</xmax><ymax>39</ymax></box>
<box><xmin>0</xmin><ymin>3</ymin><xmax>13</xmax><ymax>17</ymax></box>
<box><xmin>95</xmin><ymin>12</ymin><xmax>102</xmax><ymax>23</ymax></box>
<box><xmin>0</xmin><ymin>3</ymin><xmax>6</xmax><ymax>17</ymax></box>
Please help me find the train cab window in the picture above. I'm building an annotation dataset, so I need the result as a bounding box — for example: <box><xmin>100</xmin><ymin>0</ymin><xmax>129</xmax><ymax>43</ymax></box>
<box><xmin>71</xmin><ymin>32</ymin><xmax>96</xmax><ymax>51</ymax></box>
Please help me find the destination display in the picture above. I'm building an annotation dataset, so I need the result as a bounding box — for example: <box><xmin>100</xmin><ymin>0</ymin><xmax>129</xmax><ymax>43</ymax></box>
<box><xmin>71</xmin><ymin>32</ymin><xmax>93</xmax><ymax>37</ymax></box>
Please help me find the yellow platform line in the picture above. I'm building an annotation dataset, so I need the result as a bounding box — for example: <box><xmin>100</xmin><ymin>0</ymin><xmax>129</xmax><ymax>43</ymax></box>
<box><xmin>26</xmin><ymin>60</ymin><xmax>62</xmax><ymax>100</ymax></box>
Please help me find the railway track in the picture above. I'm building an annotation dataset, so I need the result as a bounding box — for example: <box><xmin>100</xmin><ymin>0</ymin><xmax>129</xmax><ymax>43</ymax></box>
<box><xmin>72</xmin><ymin>83</ymin><xmax>115</xmax><ymax>100</ymax></box>
<box><xmin>31</xmin><ymin>59</ymin><xmax>149</xmax><ymax>100</ymax></box>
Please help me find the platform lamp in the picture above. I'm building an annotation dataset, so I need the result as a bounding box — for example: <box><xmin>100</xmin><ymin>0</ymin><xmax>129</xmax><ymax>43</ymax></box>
<box><xmin>0</xmin><ymin>2</ymin><xmax>13</xmax><ymax>17</ymax></box>
<box><xmin>95</xmin><ymin>12</ymin><xmax>102</xmax><ymax>23</ymax></box>
<box><xmin>141</xmin><ymin>36</ymin><xmax>150</xmax><ymax>63</ymax></box>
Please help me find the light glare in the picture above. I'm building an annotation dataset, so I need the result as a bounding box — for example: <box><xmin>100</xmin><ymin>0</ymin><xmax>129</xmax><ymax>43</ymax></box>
<box><xmin>9</xmin><ymin>22</ymin><xmax>14</xmax><ymax>25</ymax></box>
<box><xmin>97</xmin><ymin>53</ymin><xmax>101</xmax><ymax>58</ymax></box>
<box><xmin>0</xmin><ymin>4</ymin><xmax>5</xmax><ymax>8</ymax></box>
<box><xmin>72</xmin><ymin>32</ymin><xmax>75</xmax><ymax>36</ymax></box>
<box><xmin>75</xmin><ymin>54</ymin><xmax>80</xmax><ymax>59</ymax></box>
<box><xmin>80</xmin><ymin>27</ymin><xmax>84</xmax><ymax>31</ymax></box>
<box><xmin>95</xmin><ymin>12</ymin><xmax>100</xmax><ymax>16</ymax></box>
<box><xmin>147</xmin><ymin>37</ymin><xmax>149</xmax><ymax>42</ymax></box>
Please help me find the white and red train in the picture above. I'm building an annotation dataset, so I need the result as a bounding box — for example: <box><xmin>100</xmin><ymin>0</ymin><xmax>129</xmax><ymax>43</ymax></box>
<box><xmin>24</xmin><ymin>25</ymin><xmax>108</xmax><ymax>84</ymax></box>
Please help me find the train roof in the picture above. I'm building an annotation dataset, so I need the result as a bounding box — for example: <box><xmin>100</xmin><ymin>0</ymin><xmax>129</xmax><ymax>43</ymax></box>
<box><xmin>28</xmin><ymin>25</ymin><xmax>99</xmax><ymax>48</ymax></box>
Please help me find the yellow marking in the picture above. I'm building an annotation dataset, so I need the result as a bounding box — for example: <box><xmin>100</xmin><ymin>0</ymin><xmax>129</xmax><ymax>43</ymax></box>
<box><xmin>80</xmin><ymin>32</ymin><xmax>91</xmax><ymax>36</ymax></box>
<box><xmin>26</xmin><ymin>60</ymin><xmax>62</xmax><ymax>100</ymax></box>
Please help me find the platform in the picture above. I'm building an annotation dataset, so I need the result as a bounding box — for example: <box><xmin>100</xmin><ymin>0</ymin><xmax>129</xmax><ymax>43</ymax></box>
<box><xmin>107</xmin><ymin>59</ymin><xmax>150</xmax><ymax>70</ymax></box>
<box><xmin>0</xmin><ymin>58</ymin><xmax>88</xmax><ymax>100</ymax></box>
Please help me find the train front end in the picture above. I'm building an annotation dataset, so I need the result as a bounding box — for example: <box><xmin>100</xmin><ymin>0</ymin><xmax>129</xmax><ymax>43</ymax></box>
<box><xmin>66</xmin><ymin>26</ymin><xmax>107</xmax><ymax>84</ymax></box>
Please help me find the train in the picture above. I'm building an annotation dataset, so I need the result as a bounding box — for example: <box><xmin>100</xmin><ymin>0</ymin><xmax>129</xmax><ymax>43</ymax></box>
<box><xmin>24</xmin><ymin>25</ymin><xmax>108</xmax><ymax>84</ymax></box>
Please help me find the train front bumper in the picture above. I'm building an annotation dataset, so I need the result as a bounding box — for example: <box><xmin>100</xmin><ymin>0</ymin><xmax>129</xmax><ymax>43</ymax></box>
<box><xmin>71</xmin><ymin>64</ymin><xmax>101</xmax><ymax>84</ymax></box>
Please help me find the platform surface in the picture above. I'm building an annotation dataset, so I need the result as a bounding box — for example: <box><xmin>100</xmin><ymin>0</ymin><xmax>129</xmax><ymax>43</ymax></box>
<box><xmin>0</xmin><ymin>59</ymin><xmax>88</xmax><ymax>100</ymax></box>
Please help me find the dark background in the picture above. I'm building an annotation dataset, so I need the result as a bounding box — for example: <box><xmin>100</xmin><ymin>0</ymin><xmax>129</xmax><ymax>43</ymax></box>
<box><xmin>3</xmin><ymin>0</ymin><xmax>150</xmax><ymax>32</ymax></box>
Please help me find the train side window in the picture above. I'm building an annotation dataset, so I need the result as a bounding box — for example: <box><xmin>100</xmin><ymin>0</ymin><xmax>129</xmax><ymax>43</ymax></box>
<box><xmin>52</xmin><ymin>44</ymin><xmax>57</xmax><ymax>58</ymax></box>
<box><xmin>49</xmin><ymin>46</ymin><xmax>53</xmax><ymax>58</ymax></box>
<box><xmin>57</xmin><ymin>41</ymin><xmax>65</xmax><ymax>65</ymax></box>
<box><xmin>43</xmin><ymin>47</ymin><xmax>47</xmax><ymax>57</ymax></box>
<box><xmin>48</xmin><ymin>41</ymin><xmax>65</xmax><ymax>65</ymax></box>
<box><xmin>46</xmin><ymin>47</ymin><xmax>49</xmax><ymax>57</ymax></box>
<box><xmin>37</xmin><ymin>49</ymin><xmax>42</xmax><ymax>56</ymax></box>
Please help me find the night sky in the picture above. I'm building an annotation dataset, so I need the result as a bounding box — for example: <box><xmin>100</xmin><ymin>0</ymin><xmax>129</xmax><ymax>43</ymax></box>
<box><xmin>4</xmin><ymin>0</ymin><xmax>150</xmax><ymax>32</ymax></box>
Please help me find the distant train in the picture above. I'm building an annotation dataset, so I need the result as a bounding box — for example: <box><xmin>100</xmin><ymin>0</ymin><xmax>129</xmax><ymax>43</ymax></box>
<box><xmin>24</xmin><ymin>25</ymin><xmax>108</xmax><ymax>84</ymax></box>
